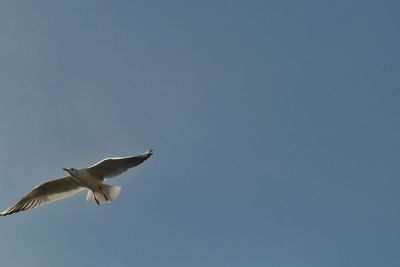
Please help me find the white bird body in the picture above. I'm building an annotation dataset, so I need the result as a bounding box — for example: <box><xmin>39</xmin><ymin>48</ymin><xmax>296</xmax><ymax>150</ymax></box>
<box><xmin>0</xmin><ymin>149</ymin><xmax>153</xmax><ymax>216</ymax></box>
<box><xmin>70</xmin><ymin>168</ymin><xmax>100</xmax><ymax>190</ymax></box>
<box><xmin>67</xmin><ymin>168</ymin><xmax>122</xmax><ymax>205</ymax></box>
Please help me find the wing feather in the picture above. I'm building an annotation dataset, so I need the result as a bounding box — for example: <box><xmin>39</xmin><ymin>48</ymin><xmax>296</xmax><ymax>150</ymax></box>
<box><xmin>0</xmin><ymin>176</ymin><xmax>84</xmax><ymax>216</ymax></box>
<box><xmin>88</xmin><ymin>149</ymin><xmax>153</xmax><ymax>180</ymax></box>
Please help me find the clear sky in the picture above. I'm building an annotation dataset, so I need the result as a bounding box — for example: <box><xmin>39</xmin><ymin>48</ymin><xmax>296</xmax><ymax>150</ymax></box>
<box><xmin>0</xmin><ymin>1</ymin><xmax>399</xmax><ymax>266</ymax></box>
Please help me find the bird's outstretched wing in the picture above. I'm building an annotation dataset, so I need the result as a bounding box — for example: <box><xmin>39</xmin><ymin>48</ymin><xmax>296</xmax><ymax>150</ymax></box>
<box><xmin>0</xmin><ymin>176</ymin><xmax>84</xmax><ymax>216</ymax></box>
<box><xmin>88</xmin><ymin>149</ymin><xmax>153</xmax><ymax>180</ymax></box>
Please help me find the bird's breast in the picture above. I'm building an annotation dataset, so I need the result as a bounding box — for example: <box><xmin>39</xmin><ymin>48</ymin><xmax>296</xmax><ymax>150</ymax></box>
<box><xmin>74</xmin><ymin>169</ymin><xmax>101</xmax><ymax>190</ymax></box>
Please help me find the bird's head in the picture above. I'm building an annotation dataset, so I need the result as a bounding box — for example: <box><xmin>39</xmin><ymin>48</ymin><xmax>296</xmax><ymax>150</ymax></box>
<box><xmin>63</xmin><ymin>167</ymin><xmax>78</xmax><ymax>176</ymax></box>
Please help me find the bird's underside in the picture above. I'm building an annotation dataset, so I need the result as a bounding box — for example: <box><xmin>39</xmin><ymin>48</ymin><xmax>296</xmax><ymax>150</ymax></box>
<box><xmin>0</xmin><ymin>149</ymin><xmax>153</xmax><ymax>216</ymax></box>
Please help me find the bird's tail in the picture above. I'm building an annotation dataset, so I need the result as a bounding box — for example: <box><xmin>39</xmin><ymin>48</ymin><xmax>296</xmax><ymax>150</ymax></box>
<box><xmin>86</xmin><ymin>184</ymin><xmax>121</xmax><ymax>204</ymax></box>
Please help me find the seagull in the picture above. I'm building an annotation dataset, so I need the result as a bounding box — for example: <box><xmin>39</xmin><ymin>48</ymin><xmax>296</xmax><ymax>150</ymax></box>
<box><xmin>0</xmin><ymin>149</ymin><xmax>153</xmax><ymax>216</ymax></box>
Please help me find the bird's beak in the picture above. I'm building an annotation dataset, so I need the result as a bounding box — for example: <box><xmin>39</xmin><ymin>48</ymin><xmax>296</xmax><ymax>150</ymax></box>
<box><xmin>62</xmin><ymin>168</ymin><xmax>69</xmax><ymax>172</ymax></box>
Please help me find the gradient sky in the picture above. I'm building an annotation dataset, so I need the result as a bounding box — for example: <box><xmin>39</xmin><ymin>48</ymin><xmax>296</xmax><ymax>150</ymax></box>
<box><xmin>0</xmin><ymin>1</ymin><xmax>399</xmax><ymax>266</ymax></box>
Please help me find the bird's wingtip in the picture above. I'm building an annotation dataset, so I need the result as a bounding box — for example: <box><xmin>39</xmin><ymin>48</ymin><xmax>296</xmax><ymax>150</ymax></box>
<box><xmin>147</xmin><ymin>149</ymin><xmax>154</xmax><ymax>155</ymax></box>
<box><xmin>0</xmin><ymin>211</ymin><xmax>8</xmax><ymax>216</ymax></box>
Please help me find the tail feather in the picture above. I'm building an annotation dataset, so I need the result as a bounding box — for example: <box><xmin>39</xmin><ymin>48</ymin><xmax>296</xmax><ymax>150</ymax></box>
<box><xmin>86</xmin><ymin>184</ymin><xmax>121</xmax><ymax>205</ymax></box>
<box><xmin>87</xmin><ymin>190</ymin><xmax>97</xmax><ymax>204</ymax></box>
<box><xmin>103</xmin><ymin>184</ymin><xmax>122</xmax><ymax>201</ymax></box>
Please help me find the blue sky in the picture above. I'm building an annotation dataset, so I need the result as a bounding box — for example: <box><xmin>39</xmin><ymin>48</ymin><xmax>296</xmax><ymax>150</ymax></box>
<box><xmin>0</xmin><ymin>1</ymin><xmax>399</xmax><ymax>266</ymax></box>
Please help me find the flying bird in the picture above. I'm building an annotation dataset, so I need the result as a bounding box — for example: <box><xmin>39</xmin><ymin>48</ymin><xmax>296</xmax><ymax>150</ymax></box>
<box><xmin>0</xmin><ymin>149</ymin><xmax>153</xmax><ymax>216</ymax></box>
